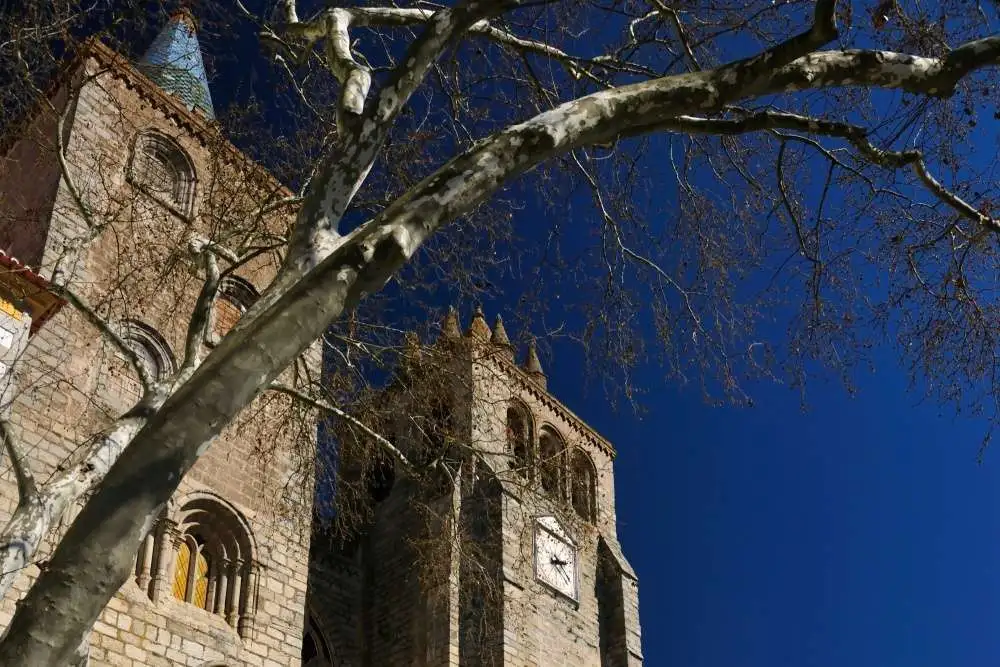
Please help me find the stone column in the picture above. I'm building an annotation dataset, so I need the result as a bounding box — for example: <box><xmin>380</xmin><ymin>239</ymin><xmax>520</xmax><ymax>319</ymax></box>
<box><xmin>136</xmin><ymin>530</ymin><xmax>155</xmax><ymax>592</ymax></box>
<box><xmin>214</xmin><ymin>557</ymin><xmax>231</xmax><ymax>619</ymax></box>
<box><xmin>226</xmin><ymin>559</ymin><xmax>243</xmax><ymax>628</ymax></box>
<box><xmin>237</xmin><ymin>561</ymin><xmax>259</xmax><ymax>637</ymax></box>
<box><xmin>204</xmin><ymin>558</ymin><xmax>219</xmax><ymax>614</ymax></box>
<box><xmin>150</xmin><ymin>519</ymin><xmax>178</xmax><ymax>603</ymax></box>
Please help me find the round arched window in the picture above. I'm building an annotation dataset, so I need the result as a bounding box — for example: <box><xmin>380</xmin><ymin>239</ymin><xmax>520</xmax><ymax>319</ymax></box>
<box><xmin>130</xmin><ymin>131</ymin><xmax>196</xmax><ymax>216</ymax></box>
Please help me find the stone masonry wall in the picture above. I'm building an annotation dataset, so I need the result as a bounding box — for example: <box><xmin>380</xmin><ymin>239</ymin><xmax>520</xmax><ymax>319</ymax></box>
<box><xmin>306</xmin><ymin>333</ymin><xmax>642</xmax><ymax>666</ymax></box>
<box><xmin>0</xmin><ymin>51</ymin><xmax>317</xmax><ymax>667</ymax></box>
<box><xmin>467</xmin><ymin>341</ymin><xmax>643</xmax><ymax>667</ymax></box>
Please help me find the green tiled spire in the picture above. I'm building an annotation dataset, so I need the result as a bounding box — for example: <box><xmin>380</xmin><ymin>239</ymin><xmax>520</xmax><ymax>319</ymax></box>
<box><xmin>136</xmin><ymin>9</ymin><xmax>215</xmax><ymax>119</ymax></box>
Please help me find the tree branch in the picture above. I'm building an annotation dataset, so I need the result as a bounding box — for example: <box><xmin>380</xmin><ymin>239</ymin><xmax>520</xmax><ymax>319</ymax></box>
<box><xmin>658</xmin><ymin>110</ymin><xmax>1000</xmax><ymax>233</ymax></box>
<box><xmin>281</xmin><ymin>0</ymin><xmax>528</xmax><ymax>275</ymax></box>
<box><xmin>181</xmin><ymin>242</ymin><xmax>222</xmax><ymax>373</ymax></box>
<box><xmin>268</xmin><ymin>382</ymin><xmax>417</xmax><ymax>472</ymax></box>
<box><xmin>649</xmin><ymin>1</ymin><xmax>700</xmax><ymax>71</ymax></box>
<box><xmin>291</xmin><ymin>9</ymin><xmax>371</xmax><ymax>125</ymax></box>
<box><xmin>54</xmin><ymin>286</ymin><xmax>155</xmax><ymax>392</ymax></box>
<box><xmin>0</xmin><ymin>392</ymin><xmax>164</xmax><ymax>601</ymax></box>
<box><xmin>0</xmin><ymin>420</ymin><xmax>36</xmax><ymax>506</ymax></box>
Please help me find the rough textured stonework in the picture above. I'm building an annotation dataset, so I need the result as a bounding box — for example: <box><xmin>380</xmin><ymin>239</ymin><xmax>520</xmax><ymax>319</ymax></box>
<box><xmin>307</xmin><ymin>319</ymin><xmax>644</xmax><ymax>666</ymax></box>
<box><xmin>0</xmin><ymin>16</ymin><xmax>642</xmax><ymax>666</ymax></box>
<box><xmin>0</xmin><ymin>27</ymin><xmax>317</xmax><ymax>667</ymax></box>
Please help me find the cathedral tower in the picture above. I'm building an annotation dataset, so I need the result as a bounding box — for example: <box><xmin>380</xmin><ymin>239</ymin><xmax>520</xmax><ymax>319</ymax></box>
<box><xmin>0</xmin><ymin>9</ymin><xmax>642</xmax><ymax>665</ymax></box>
<box><xmin>0</xmin><ymin>11</ymin><xmax>318</xmax><ymax>666</ymax></box>
<box><xmin>308</xmin><ymin>308</ymin><xmax>643</xmax><ymax>666</ymax></box>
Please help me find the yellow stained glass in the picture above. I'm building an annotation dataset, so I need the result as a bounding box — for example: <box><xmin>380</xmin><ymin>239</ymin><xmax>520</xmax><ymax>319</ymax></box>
<box><xmin>192</xmin><ymin>552</ymin><xmax>209</xmax><ymax>609</ymax></box>
<box><xmin>172</xmin><ymin>541</ymin><xmax>191</xmax><ymax>601</ymax></box>
<box><xmin>0</xmin><ymin>298</ymin><xmax>21</xmax><ymax>320</ymax></box>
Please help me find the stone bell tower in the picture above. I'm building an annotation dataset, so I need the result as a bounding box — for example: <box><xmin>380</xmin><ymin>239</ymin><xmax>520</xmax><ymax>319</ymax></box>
<box><xmin>307</xmin><ymin>307</ymin><xmax>643</xmax><ymax>666</ymax></box>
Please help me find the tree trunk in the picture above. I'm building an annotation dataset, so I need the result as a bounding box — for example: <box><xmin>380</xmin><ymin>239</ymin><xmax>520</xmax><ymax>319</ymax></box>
<box><xmin>0</xmin><ymin>216</ymin><xmax>422</xmax><ymax>664</ymax></box>
<box><xmin>0</xmin><ymin>413</ymin><xmax>151</xmax><ymax>601</ymax></box>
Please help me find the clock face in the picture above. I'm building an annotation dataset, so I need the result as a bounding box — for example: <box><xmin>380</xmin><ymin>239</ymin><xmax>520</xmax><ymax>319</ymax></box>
<box><xmin>534</xmin><ymin>519</ymin><xmax>578</xmax><ymax>600</ymax></box>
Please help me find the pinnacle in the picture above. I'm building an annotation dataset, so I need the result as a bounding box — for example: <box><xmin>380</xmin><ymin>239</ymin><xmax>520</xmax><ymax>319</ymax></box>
<box><xmin>524</xmin><ymin>340</ymin><xmax>547</xmax><ymax>389</ymax></box>
<box><xmin>441</xmin><ymin>306</ymin><xmax>462</xmax><ymax>339</ymax></box>
<box><xmin>491</xmin><ymin>315</ymin><xmax>514</xmax><ymax>362</ymax></box>
<box><xmin>490</xmin><ymin>315</ymin><xmax>511</xmax><ymax>347</ymax></box>
<box><xmin>403</xmin><ymin>331</ymin><xmax>421</xmax><ymax>359</ymax></box>
<box><xmin>466</xmin><ymin>305</ymin><xmax>491</xmax><ymax>340</ymax></box>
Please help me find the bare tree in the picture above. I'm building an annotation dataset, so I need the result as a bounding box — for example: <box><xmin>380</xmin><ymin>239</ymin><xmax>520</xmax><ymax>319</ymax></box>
<box><xmin>1</xmin><ymin>0</ymin><xmax>1000</xmax><ymax>662</ymax></box>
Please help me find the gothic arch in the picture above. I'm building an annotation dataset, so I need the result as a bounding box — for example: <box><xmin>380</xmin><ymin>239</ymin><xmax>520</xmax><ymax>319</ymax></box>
<box><xmin>120</xmin><ymin>319</ymin><xmax>176</xmax><ymax>381</ymax></box>
<box><xmin>172</xmin><ymin>491</ymin><xmax>258</xmax><ymax>563</ymax></box>
<box><xmin>538</xmin><ymin>426</ymin><xmax>566</xmax><ymax>498</ymax></box>
<box><xmin>129</xmin><ymin>129</ymin><xmax>197</xmax><ymax>216</ymax></box>
<box><xmin>570</xmin><ymin>448</ymin><xmax>598</xmax><ymax>522</ymax></box>
<box><xmin>302</xmin><ymin>610</ymin><xmax>335</xmax><ymax>666</ymax></box>
<box><xmin>506</xmin><ymin>399</ymin><xmax>533</xmax><ymax>478</ymax></box>
<box><xmin>99</xmin><ymin>319</ymin><xmax>175</xmax><ymax>408</ymax></box>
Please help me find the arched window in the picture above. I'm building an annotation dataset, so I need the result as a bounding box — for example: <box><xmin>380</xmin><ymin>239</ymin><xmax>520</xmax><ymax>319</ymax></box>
<box><xmin>506</xmin><ymin>404</ymin><xmax>532</xmax><ymax>478</ymax></box>
<box><xmin>538</xmin><ymin>428</ymin><xmax>565</xmax><ymax>497</ymax></box>
<box><xmin>121</xmin><ymin>320</ymin><xmax>175</xmax><ymax>382</ymax></box>
<box><xmin>131</xmin><ymin>496</ymin><xmax>258</xmax><ymax>635</ymax></box>
<box><xmin>173</xmin><ymin>533</ymin><xmax>212</xmax><ymax>609</ymax></box>
<box><xmin>570</xmin><ymin>449</ymin><xmax>597</xmax><ymax>522</ymax></box>
<box><xmin>211</xmin><ymin>276</ymin><xmax>259</xmax><ymax>340</ymax></box>
<box><xmin>302</xmin><ymin>613</ymin><xmax>334</xmax><ymax>667</ymax></box>
<box><xmin>99</xmin><ymin>320</ymin><xmax>175</xmax><ymax>408</ymax></box>
<box><xmin>130</xmin><ymin>131</ymin><xmax>196</xmax><ymax>216</ymax></box>
<box><xmin>172</xmin><ymin>497</ymin><xmax>256</xmax><ymax>632</ymax></box>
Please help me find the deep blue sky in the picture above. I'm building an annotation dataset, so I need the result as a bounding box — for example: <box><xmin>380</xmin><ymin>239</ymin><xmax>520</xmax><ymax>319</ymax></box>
<box><xmin>558</xmin><ymin>345</ymin><xmax>999</xmax><ymax>666</ymax></box>
<box><xmin>129</xmin><ymin>5</ymin><xmax>1000</xmax><ymax>665</ymax></box>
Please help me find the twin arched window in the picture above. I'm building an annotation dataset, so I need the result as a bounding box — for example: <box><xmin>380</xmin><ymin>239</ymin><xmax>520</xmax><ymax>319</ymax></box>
<box><xmin>130</xmin><ymin>131</ymin><xmax>196</xmax><ymax>216</ymax></box>
<box><xmin>132</xmin><ymin>496</ymin><xmax>259</xmax><ymax>637</ymax></box>
<box><xmin>506</xmin><ymin>403</ymin><xmax>597</xmax><ymax>522</ymax></box>
<box><xmin>172</xmin><ymin>497</ymin><xmax>257</xmax><ymax>631</ymax></box>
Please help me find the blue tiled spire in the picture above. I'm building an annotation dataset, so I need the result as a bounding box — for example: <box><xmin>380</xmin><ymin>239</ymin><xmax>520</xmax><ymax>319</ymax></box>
<box><xmin>136</xmin><ymin>10</ymin><xmax>215</xmax><ymax>119</ymax></box>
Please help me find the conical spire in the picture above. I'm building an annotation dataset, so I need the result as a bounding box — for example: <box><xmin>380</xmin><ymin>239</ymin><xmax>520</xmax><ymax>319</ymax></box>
<box><xmin>442</xmin><ymin>306</ymin><xmax>462</xmax><ymax>339</ymax></box>
<box><xmin>399</xmin><ymin>331</ymin><xmax>422</xmax><ymax>380</ymax></box>
<box><xmin>466</xmin><ymin>305</ymin><xmax>491</xmax><ymax>340</ymax></box>
<box><xmin>490</xmin><ymin>315</ymin><xmax>511</xmax><ymax>346</ymax></box>
<box><xmin>523</xmin><ymin>340</ymin><xmax>546</xmax><ymax>388</ymax></box>
<box><xmin>137</xmin><ymin>9</ymin><xmax>216</xmax><ymax>119</ymax></box>
<box><xmin>403</xmin><ymin>331</ymin><xmax>422</xmax><ymax>361</ymax></box>
<box><xmin>490</xmin><ymin>315</ymin><xmax>514</xmax><ymax>360</ymax></box>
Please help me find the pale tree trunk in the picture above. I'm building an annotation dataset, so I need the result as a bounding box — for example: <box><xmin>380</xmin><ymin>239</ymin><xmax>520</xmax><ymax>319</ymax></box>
<box><xmin>3</xmin><ymin>0</ymin><xmax>1000</xmax><ymax>661</ymax></box>
<box><xmin>0</xmin><ymin>240</ymin><xmax>216</xmax><ymax>603</ymax></box>
<box><xmin>0</xmin><ymin>409</ymin><xmax>155</xmax><ymax>600</ymax></box>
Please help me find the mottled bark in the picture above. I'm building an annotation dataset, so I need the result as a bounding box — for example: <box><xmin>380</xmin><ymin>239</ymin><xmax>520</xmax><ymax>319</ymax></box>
<box><xmin>4</xmin><ymin>2</ymin><xmax>1000</xmax><ymax>662</ymax></box>
<box><xmin>0</xmin><ymin>400</ymin><xmax>160</xmax><ymax>602</ymax></box>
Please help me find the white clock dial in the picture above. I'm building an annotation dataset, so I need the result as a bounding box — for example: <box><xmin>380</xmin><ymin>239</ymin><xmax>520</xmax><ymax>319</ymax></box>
<box><xmin>534</xmin><ymin>520</ymin><xmax>578</xmax><ymax>600</ymax></box>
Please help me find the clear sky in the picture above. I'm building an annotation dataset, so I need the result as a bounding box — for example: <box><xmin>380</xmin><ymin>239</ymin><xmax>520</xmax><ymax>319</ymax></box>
<box><xmin>562</xmin><ymin>347</ymin><xmax>1000</xmax><ymax>666</ymax></box>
